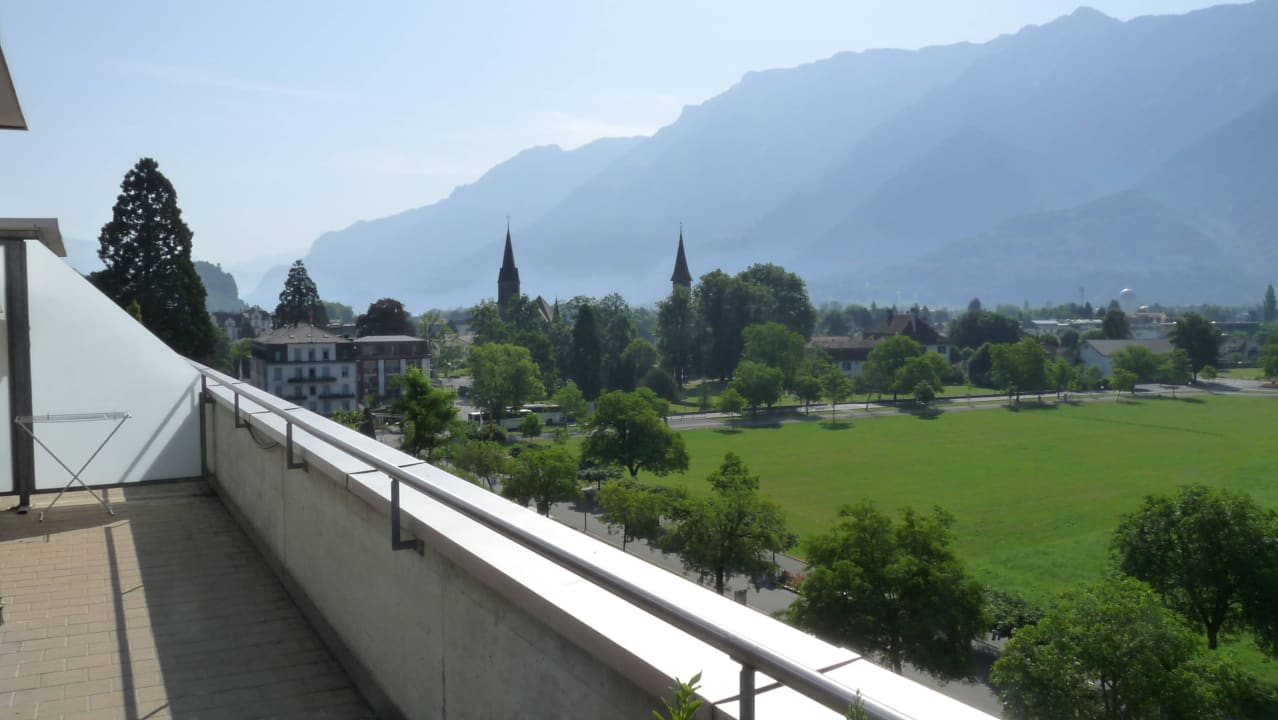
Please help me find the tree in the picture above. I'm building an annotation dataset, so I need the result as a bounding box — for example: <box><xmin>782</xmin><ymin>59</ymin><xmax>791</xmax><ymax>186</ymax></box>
<box><xmin>468</xmin><ymin>343</ymin><xmax>542</xmax><ymax>421</ymax></box>
<box><xmin>730</xmin><ymin>360</ymin><xmax>784</xmax><ymax>412</ymax></box>
<box><xmin>1161</xmin><ymin>348</ymin><xmax>1191</xmax><ymax>396</ymax></box>
<box><xmin>502</xmin><ymin>445</ymin><xmax>580</xmax><ymax>515</ymax></box>
<box><xmin>1169</xmin><ymin>313</ymin><xmax>1223</xmax><ymax>381</ymax></box>
<box><xmin>620</xmin><ymin>338</ymin><xmax>660</xmax><ymax>392</ymax></box>
<box><xmin>551</xmin><ymin>381</ymin><xmax>589</xmax><ymax>424</ymax></box>
<box><xmin>583</xmin><ymin>390</ymin><xmax>690</xmax><ymax>479</ymax></box>
<box><xmin>793</xmin><ymin>373</ymin><xmax>823</xmax><ymax>411</ymax></box>
<box><xmin>274</xmin><ymin>260</ymin><xmax>328</xmax><ymax>328</ymax></box>
<box><xmin>1265</xmin><ymin>285</ymin><xmax>1277</xmax><ymax>324</ymax></box>
<box><xmin>1110</xmin><ymin>367</ymin><xmax>1137</xmax><ymax>397</ymax></box>
<box><xmin>741</xmin><ymin>322</ymin><xmax>806</xmax><ymax>388</ymax></box>
<box><xmin>517</xmin><ymin>412</ymin><xmax>542</xmax><ymax>438</ymax></box>
<box><xmin>912</xmin><ymin>380</ymin><xmax>935</xmax><ymax>406</ymax></box>
<box><xmin>1201</xmin><ymin>365</ymin><xmax>1218</xmax><ymax>382</ymax></box>
<box><xmin>93</xmin><ymin>157</ymin><xmax>217</xmax><ymax>359</ymax></box>
<box><xmin>695</xmin><ymin>271</ymin><xmax>761</xmax><ymax>380</ymax></box>
<box><xmin>1260</xmin><ymin>344</ymin><xmax>1278</xmax><ymax>381</ymax></box>
<box><xmin>597</xmin><ymin>479</ymin><xmax>663</xmax><ymax>551</ymax></box>
<box><xmin>718</xmin><ymin>387</ymin><xmax>746</xmax><ymax>427</ymax></box>
<box><xmin>863</xmin><ymin>336</ymin><xmax>922</xmax><ymax>400</ymax></box>
<box><xmin>656</xmin><ymin>287</ymin><xmax>697</xmax><ymax>386</ymax></box>
<box><xmin>662</xmin><ymin>453</ymin><xmax>794</xmax><ymax>594</ymax></box>
<box><xmin>788</xmin><ymin>501</ymin><xmax>986</xmax><ymax>679</ymax></box>
<box><xmin>991</xmin><ymin>577</ymin><xmax>1253</xmax><ymax>720</ymax></box>
<box><xmin>640</xmin><ymin>367</ymin><xmax>679</xmax><ymax>402</ymax></box>
<box><xmin>452</xmin><ymin>440</ymin><xmax>510</xmax><ymax>490</ymax></box>
<box><xmin>1101</xmin><ymin>306</ymin><xmax>1131</xmax><ymax>339</ymax></box>
<box><xmin>569</xmin><ymin>303</ymin><xmax>604</xmax><ymax>400</ymax></box>
<box><xmin>356</xmin><ymin>298</ymin><xmax>415</xmax><ymax>337</ymax></box>
<box><xmin>990</xmin><ymin>337</ymin><xmax>1048</xmax><ymax>400</ymax></box>
<box><xmin>739</xmin><ymin>263</ymin><xmax>817</xmax><ymax>338</ymax></box>
<box><xmin>390</xmin><ymin>367</ymin><xmax>456</xmax><ymax>461</ymax></box>
<box><xmin>947</xmin><ymin>310</ymin><xmax>1020</xmax><ymax>350</ymax></box>
<box><xmin>821</xmin><ymin>369</ymin><xmax>852</xmax><ymax>425</ymax></box>
<box><xmin>1113</xmin><ymin>485</ymin><xmax>1278</xmax><ymax>653</ymax></box>
<box><xmin>1109</xmin><ymin>344</ymin><xmax>1160</xmax><ymax>382</ymax></box>
<box><xmin>893</xmin><ymin>353</ymin><xmax>948</xmax><ymax>399</ymax></box>
<box><xmin>598</xmin><ymin>294</ymin><xmax>638</xmax><ymax>391</ymax></box>
<box><xmin>1049</xmin><ymin>358</ymin><xmax>1074</xmax><ymax>397</ymax></box>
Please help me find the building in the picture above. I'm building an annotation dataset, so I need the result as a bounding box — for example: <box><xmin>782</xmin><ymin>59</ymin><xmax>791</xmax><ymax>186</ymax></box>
<box><xmin>1079</xmin><ymin>338</ymin><xmax>1174</xmax><ymax>377</ymax></box>
<box><xmin>807</xmin><ymin>336</ymin><xmax>879</xmax><ymax>376</ymax></box>
<box><xmin>865</xmin><ymin>310</ymin><xmax>949</xmax><ymax>357</ymax></box>
<box><xmin>497</xmin><ymin>222</ymin><xmax>520</xmax><ymax>307</ymax></box>
<box><xmin>248</xmin><ymin>323</ymin><xmax>358</xmax><ymax>414</ymax></box>
<box><xmin>357</xmin><ymin>334</ymin><xmax>431</xmax><ymax>402</ymax></box>
<box><xmin>671</xmin><ymin>226</ymin><xmax>692</xmax><ymax>292</ymax></box>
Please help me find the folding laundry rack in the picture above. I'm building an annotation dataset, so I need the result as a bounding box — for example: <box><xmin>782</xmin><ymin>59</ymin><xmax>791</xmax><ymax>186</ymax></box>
<box><xmin>13</xmin><ymin>411</ymin><xmax>130</xmax><ymax>521</ymax></box>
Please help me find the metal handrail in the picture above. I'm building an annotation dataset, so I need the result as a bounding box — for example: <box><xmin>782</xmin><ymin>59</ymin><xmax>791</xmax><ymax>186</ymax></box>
<box><xmin>194</xmin><ymin>364</ymin><xmax>919</xmax><ymax>720</ymax></box>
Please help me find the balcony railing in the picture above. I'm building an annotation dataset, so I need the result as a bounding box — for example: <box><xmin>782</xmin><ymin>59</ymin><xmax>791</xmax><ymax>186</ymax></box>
<box><xmin>196</xmin><ymin>364</ymin><xmax>975</xmax><ymax>720</ymax></box>
<box><xmin>286</xmin><ymin>375</ymin><xmax>337</xmax><ymax>383</ymax></box>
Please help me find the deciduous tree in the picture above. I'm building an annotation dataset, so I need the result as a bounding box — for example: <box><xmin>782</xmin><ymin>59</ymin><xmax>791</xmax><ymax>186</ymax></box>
<box><xmin>947</xmin><ymin>310</ymin><xmax>1020</xmax><ymax>350</ymax></box>
<box><xmin>1113</xmin><ymin>484</ymin><xmax>1278</xmax><ymax>653</ymax></box>
<box><xmin>788</xmin><ymin>501</ymin><xmax>986</xmax><ymax>679</ymax></box>
<box><xmin>583</xmin><ymin>390</ymin><xmax>690</xmax><ymax>479</ymax></box>
<box><xmin>390</xmin><ymin>367</ymin><xmax>456</xmax><ymax>460</ymax></box>
<box><xmin>569</xmin><ymin>303</ymin><xmax>604</xmax><ymax>399</ymax></box>
<box><xmin>551</xmin><ymin>381</ymin><xmax>589</xmax><ymax>424</ymax></box>
<box><xmin>1170</xmin><ymin>313</ymin><xmax>1223</xmax><ymax>381</ymax></box>
<box><xmin>93</xmin><ymin>157</ymin><xmax>217</xmax><ymax>359</ymax></box>
<box><xmin>597</xmin><ymin>479</ymin><xmax>663</xmax><ymax>551</ymax></box>
<box><xmin>469</xmin><ymin>343</ymin><xmax>542</xmax><ymax>421</ymax></box>
<box><xmin>741</xmin><ymin>322</ymin><xmax>806</xmax><ymax>388</ymax></box>
<box><xmin>451</xmin><ymin>440</ymin><xmax>509</xmax><ymax>490</ymax></box>
<box><xmin>991</xmin><ymin>577</ymin><xmax>1253</xmax><ymax>720</ymax></box>
<box><xmin>1102</xmin><ymin>306</ymin><xmax>1131</xmax><ymax>339</ymax></box>
<box><xmin>991</xmin><ymin>337</ymin><xmax>1049</xmax><ymax>400</ymax></box>
<box><xmin>662</xmin><ymin>453</ymin><xmax>794</xmax><ymax>594</ymax></box>
<box><xmin>863</xmin><ymin>336</ymin><xmax>922</xmax><ymax>400</ymax></box>
<box><xmin>730</xmin><ymin>360</ymin><xmax>784</xmax><ymax>411</ymax></box>
<box><xmin>657</xmin><ymin>287</ymin><xmax>697</xmax><ymax>386</ymax></box>
<box><xmin>502</xmin><ymin>445</ymin><xmax>580</xmax><ymax>515</ymax></box>
<box><xmin>356</xmin><ymin>297</ymin><xmax>415</xmax><ymax>337</ymax></box>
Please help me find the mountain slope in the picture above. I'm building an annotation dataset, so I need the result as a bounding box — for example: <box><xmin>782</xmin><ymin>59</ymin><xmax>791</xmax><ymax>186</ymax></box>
<box><xmin>245</xmin><ymin>136</ymin><xmax>644</xmax><ymax>309</ymax></box>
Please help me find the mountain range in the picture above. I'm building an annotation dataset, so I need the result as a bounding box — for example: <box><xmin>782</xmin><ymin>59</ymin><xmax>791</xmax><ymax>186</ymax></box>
<box><xmin>243</xmin><ymin>1</ymin><xmax>1278</xmax><ymax>312</ymax></box>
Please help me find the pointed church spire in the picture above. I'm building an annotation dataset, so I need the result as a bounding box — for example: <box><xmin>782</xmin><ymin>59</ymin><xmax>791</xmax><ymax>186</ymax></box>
<box><xmin>670</xmin><ymin>224</ymin><xmax>692</xmax><ymax>291</ymax></box>
<box><xmin>498</xmin><ymin>220</ymin><xmax>520</xmax><ymax>307</ymax></box>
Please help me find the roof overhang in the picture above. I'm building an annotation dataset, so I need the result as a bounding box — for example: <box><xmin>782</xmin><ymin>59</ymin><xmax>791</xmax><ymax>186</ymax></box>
<box><xmin>0</xmin><ymin>44</ymin><xmax>27</xmax><ymax>130</ymax></box>
<box><xmin>0</xmin><ymin>219</ymin><xmax>66</xmax><ymax>256</ymax></box>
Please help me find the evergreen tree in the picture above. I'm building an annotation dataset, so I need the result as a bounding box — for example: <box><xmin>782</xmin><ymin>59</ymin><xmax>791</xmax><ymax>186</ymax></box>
<box><xmin>274</xmin><ymin>260</ymin><xmax>328</xmax><ymax>327</ymax></box>
<box><xmin>569</xmin><ymin>304</ymin><xmax>604</xmax><ymax>399</ymax></box>
<box><xmin>1264</xmin><ymin>285</ymin><xmax>1276</xmax><ymax>324</ymax></box>
<box><xmin>94</xmin><ymin>157</ymin><xmax>216</xmax><ymax>359</ymax></box>
<box><xmin>356</xmin><ymin>297</ymin><xmax>415</xmax><ymax>337</ymax></box>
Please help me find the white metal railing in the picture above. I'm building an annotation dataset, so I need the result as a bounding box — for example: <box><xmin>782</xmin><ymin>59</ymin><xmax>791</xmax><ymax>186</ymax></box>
<box><xmin>194</xmin><ymin>363</ymin><xmax>928</xmax><ymax>720</ymax></box>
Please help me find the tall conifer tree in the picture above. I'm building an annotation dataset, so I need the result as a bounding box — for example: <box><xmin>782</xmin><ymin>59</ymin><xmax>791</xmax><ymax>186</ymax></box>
<box><xmin>274</xmin><ymin>260</ymin><xmax>328</xmax><ymax>327</ymax></box>
<box><xmin>95</xmin><ymin>157</ymin><xmax>216</xmax><ymax>359</ymax></box>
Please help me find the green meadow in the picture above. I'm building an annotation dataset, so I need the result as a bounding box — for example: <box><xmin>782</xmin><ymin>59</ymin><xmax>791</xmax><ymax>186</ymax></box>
<box><xmin>649</xmin><ymin>395</ymin><xmax>1278</xmax><ymax>606</ymax></box>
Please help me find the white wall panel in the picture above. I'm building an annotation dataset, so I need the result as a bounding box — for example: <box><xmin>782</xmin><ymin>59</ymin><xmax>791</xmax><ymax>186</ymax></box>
<box><xmin>25</xmin><ymin>241</ymin><xmax>201</xmax><ymax>489</ymax></box>
<box><xmin>0</xmin><ymin>251</ymin><xmax>11</xmax><ymax>493</ymax></box>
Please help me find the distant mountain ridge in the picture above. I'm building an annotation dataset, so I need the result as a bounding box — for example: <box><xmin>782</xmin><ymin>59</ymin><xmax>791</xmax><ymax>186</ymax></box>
<box><xmin>252</xmin><ymin>1</ymin><xmax>1278</xmax><ymax>310</ymax></box>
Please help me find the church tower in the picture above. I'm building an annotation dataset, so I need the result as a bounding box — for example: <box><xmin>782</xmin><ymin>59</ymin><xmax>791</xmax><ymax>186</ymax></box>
<box><xmin>498</xmin><ymin>223</ymin><xmax>520</xmax><ymax>307</ymax></box>
<box><xmin>670</xmin><ymin>226</ymin><xmax>692</xmax><ymax>292</ymax></box>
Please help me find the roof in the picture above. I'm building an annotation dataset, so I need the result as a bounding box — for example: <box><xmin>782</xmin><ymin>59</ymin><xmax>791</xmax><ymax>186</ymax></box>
<box><xmin>807</xmin><ymin>336</ymin><xmax>878</xmax><ymax>361</ymax></box>
<box><xmin>0</xmin><ymin>43</ymin><xmax>26</xmax><ymax>130</ymax></box>
<box><xmin>670</xmin><ymin>230</ymin><xmax>692</xmax><ymax>286</ymax></box>
<box><xmin>865</xmin><ymin>312</ymin><xmax>946</xmax><ymax>345</ymax></box>
<box><xmin>498</xmin><ymin>225</ymin><xmax>520</xmax><ymax>284</ymax></box>
<box><xmin>0</xmin><ymin>218</ymin><xmax>65</xmax><ymax>256</ymax></box>
<box><xmin>1083</xmin><ymin>338</ymin><xmax>1174</xmax><ymax>356</ymax></box>
<box><xmin>355</xmin><ymin>335</ymin><xmax>422</xmax><ymax>343</ymax></box>
<box><xmin>254</xmin><ymin>323</ymin><xmax>351</xmax><ymax>345</ymax></box>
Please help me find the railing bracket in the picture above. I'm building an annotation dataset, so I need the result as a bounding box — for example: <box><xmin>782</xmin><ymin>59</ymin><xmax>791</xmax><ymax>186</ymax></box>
<box><xmin>391</xmin><ymin>479</ymin><xmax>424</xmax><ymax>554</ymax></box>
<box><xmin>233</xmin><ymin>393</ymin><xmax>248</xmax><ymax>429</ymax></box>
<box><xmin>739</xmin><ymin>663</ymin><xmax>756</xmax><ymax>720</ymax></box>
<box><xmin>285</xmin><ymin>423</ymin><xmax>308</xmax><ymax>471</ymax></box>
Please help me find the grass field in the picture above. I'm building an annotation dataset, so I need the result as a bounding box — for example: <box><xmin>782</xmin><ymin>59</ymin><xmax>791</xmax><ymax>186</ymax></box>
<box><xmin>644</xmin><ymin>395</ymin><xmax>1278</xmax><ymax>607</ymax></box>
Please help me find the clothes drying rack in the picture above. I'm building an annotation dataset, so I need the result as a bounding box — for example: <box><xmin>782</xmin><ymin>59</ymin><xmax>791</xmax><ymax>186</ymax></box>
<box><xmin>13</xmin><ymin>412</ymin><xmax>130</xmax><ymax>521</ymax></box>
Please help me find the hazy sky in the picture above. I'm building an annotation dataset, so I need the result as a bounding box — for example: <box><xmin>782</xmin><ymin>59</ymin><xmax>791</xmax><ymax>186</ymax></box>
<box><xmin>0</xmin><ymin>1</ymin><xmax>1236</xmax><ymax>270</ymax></box>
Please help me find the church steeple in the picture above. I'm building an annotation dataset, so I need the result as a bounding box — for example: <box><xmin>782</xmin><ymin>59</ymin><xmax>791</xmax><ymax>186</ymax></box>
<box><xmin>670</xmin><ymin>225</ymin><xmax>692</xmax><ymax>292</ymax></box>
<box><xmin>498</xmin><ymin>221</ymin><xmax>520</xmax><ymax>307</ymax></box>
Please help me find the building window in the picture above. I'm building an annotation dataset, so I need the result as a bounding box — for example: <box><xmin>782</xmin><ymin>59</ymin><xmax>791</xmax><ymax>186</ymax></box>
<box><xmin>341</xmin><ymin>366</ymin><xmax>349</xmax><ymax>378</ymax></box>
<box><xmin>323</xmin><ymin>349</ymin><xmax>330</xmax><ymax>361</ymax></box>
<box><xmin>273</xmin><ymin>367</ymin><xmax>282</xmax><ymax>381</ymax></box>
<box><xmin>308</xmin><ymin>349</ymin><xmax>316</xmax><ymax>362</ymax></box>
<box><xmin>310</xmin><ymin>386</ymin><xmax>317</xmax><ymax>396</ymax></box>
<box><xmin>293</xmin><ymin>367</ymin><xmax>301</xmax><ymax>378</ymax></box>
<box><xmin>274</xmin><ymin>350</ymin><xmax>282</xmax><ymax>362</ymax></box>
<box><xmin>342</xmin><ymin>383</ymin><xmax>350</xmax><ymax>395</ymax></box>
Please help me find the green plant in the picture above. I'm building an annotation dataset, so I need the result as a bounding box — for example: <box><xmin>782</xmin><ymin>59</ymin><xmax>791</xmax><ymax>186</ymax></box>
<box><xmin>847</xmin><ymin>691</ymin><xmax>870</xmax><ymax>720</ymax></box>
<box><xmin>653</xmin><ymin>672</ymin><xmax>703</xmax><ymax>720</ymax></box>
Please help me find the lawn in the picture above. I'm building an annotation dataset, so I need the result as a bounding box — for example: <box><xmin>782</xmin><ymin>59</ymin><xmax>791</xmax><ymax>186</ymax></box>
<box><xmin>643</xmin><ymin>395</ymin><xmax>1278</xmax><ymax>607</ymax></box>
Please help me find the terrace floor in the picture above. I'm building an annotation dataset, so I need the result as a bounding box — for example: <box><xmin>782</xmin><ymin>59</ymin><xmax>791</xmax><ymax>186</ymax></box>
<box><xmin>0</xmin><ymin>481</ymin><xmax>371</xmax><ymax>720</ymax></box>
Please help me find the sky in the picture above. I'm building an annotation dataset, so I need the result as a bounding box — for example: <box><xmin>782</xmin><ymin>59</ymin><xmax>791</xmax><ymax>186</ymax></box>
<box><xmin>0</xmin><ymin>1</ymin><xmax>1238</xmax><ymax>276</ymax></box>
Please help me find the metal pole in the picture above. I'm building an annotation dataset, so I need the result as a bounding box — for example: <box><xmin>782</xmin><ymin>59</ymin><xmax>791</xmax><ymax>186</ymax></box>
<box><xmin>5</xmin><ymin>240</ymin><xmax>33</xmax><ymax>511</ymax></box>
<box><xmin>739</xmin><ymin>663</ymin><xmax>755</xmax><ymax>720</ymax></box>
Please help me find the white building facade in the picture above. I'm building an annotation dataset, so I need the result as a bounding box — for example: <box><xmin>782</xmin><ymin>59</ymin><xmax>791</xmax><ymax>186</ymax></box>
<box><xmin>249</xmin><ymin>324</ymin><xmax>358</xmax><ymax>415</ymax></box>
